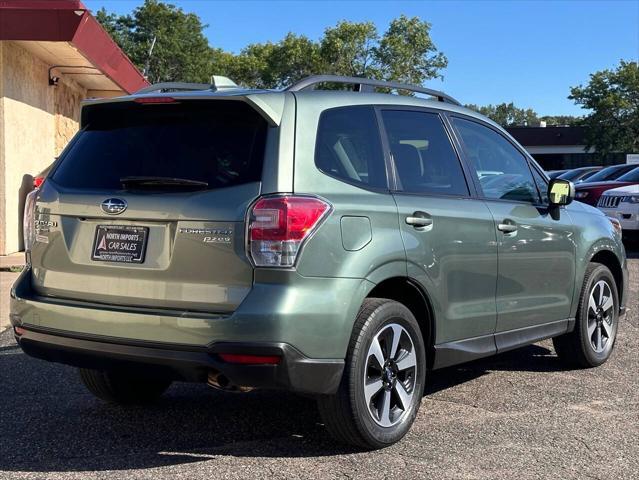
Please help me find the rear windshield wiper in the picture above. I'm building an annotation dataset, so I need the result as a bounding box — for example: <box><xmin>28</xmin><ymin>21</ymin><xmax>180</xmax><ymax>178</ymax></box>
<box><xmin>120</xmin><ymin>176</ymin><xmax>209</xmax><ymax>190</ymax></box>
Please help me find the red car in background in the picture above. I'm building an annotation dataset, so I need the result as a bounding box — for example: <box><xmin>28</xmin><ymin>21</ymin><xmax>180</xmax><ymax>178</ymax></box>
<box><xmin>574</xmin><ymin>166</ymin><xmax>639</xmax><ymax>206</ymax></box>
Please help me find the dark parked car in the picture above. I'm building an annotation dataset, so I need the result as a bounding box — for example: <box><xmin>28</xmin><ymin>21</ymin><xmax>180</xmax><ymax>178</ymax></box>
<box><xmin>547</xmin><ymin>169</ymin><xmax>568</xmax><ymax>179</ymax></box>
<box><xmin>574</xmin><ymin>166</ymin><xmax>639</xmax><ymax>206</ymax></box>
<box><xmin>579</xmin><ymin>164</ymin><xmax>638</xmax><ymax>184</ymax></box>
<box><xmin>558</xmin><ymin>166</ymin><xmax>602</xmax><ymax>183</ymax></box>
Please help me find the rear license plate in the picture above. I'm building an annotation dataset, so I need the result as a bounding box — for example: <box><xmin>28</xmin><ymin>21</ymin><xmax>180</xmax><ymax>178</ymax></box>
<box><xmin>91</xmin><ymin>225</ymin><xmax>149</xmax><ymax>264</ymax></box>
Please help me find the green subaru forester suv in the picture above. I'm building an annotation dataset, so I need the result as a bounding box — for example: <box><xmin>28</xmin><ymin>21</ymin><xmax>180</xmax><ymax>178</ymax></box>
<box><xmin>11</xmin><ymin>75</ymin><xmax>628</xmax><ymax>449</ymax></box>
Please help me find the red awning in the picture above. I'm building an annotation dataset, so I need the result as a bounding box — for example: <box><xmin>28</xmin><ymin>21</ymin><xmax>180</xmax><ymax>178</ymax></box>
<box><xmin>0</xmin><ymin>0</ymin><xmax>149</xmax><ymax>94</ymax></box>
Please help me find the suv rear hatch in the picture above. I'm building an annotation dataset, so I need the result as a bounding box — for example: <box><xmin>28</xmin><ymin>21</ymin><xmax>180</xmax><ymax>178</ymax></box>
<box><xmin>30</xmin><ymin>98</ymin><xmax>269</xmax><ymax>313</ymax></box>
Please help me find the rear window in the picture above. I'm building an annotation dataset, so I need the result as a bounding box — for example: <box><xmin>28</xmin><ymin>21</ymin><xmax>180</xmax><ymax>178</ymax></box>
<box><xmin>616</xmin><ymin>167</ymin><xmax>639</xmax><ymax>182</ymax></box>
<box><xmin>51</xmin><ymin>100</ymin><xmax>267</xmax><ymax>190</ymax></box>
<box><xmin>583</xmin><ymin>165</ymin><xmax>634</xmax><ymax>183</ymax></box>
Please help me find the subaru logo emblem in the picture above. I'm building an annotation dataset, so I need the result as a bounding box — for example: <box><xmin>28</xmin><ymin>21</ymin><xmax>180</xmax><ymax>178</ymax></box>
<box><xmin>101</xmin><ymin>198</ymin><xmax>127</xmax><ymax>215</ymax></box>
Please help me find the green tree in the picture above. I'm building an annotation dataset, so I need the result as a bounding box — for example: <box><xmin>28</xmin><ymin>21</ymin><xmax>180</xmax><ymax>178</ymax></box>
<box><xmin>375</xmin><ymin>15</ymin><xmax>448</xmax><ymax>86</ymax></box>
<box><xmin>97</xmin><ymin>2</ymin><xmax>448</xmax><ymax>90</ymax></box>
<box><xmin>319</xmin><ymin>21</ymin><xmax>380</xmax><ymax>78</ymax></box>
<box><xmin>96</xmin><ymin>0</ymin><xmax>212</xmax><ymax>83</ymax></box>
<box><xmin>539</xmin><ymin>115</ymin><xmax>580</xmax><ymax>126</ymax></box>
<box><xmin>228</xmin><ymin>16</ymin><xmax>447</xmax><ymax>89</ymax></box>
<box><xmin>569</xmin><ymin>60</ymin><xmax>639</xmax><ymax>156</ymax></box>
<box><xmin>217</xmin><ymin>34</ymin><xmax>321</xmax><ymax>89</ymax></box>
<box><xmin>465</xmin><ymin>102</ymin><xmax>540</xmax><ymax>127</ymax></box>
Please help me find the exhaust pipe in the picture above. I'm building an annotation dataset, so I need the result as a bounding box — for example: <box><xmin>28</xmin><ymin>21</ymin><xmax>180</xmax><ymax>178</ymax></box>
<box><xmin>207</xmin><ymin>371</ymin><xmax>253</xmax><ymax>393</ymax></box>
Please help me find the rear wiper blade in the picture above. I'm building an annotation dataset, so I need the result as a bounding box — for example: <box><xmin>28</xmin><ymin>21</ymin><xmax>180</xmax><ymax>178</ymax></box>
<box><xmin>120</xmin><ymin>176</ymin><xmax>209</xmax><ymax>188</ymax></box>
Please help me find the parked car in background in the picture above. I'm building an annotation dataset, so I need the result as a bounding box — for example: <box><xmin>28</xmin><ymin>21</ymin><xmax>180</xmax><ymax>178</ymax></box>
<box><xmin>597</xmin><ymin>183</ymin><xmax>639</xmax><ymax>241</ymax></box>
<box><xmin>558</xmin><ymin>166</ymin><xmax>602</xmax><ymax>183</ymax></box>
<box><xmin>581</xmin><ymin>164</ymin><xmax>638</xmax><ymax>184</ymax></box>
<box><xmin>574</xmin><ymin>166</ymin><xmax>639</xmax><ymax>206</ymax></box>
<box><xmin>547</xmin><ymin>169</ymin><xmax>568</xmax><ymax>179</ymax></box>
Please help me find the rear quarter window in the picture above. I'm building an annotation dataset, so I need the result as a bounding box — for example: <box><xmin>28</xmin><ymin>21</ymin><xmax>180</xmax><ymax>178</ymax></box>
<box><xmin>51</xmin><ymin>100</ymin><xmax>267</xmax><ymax>190</ymax></box>
<box><xmin>314</xmin><ymin>106</ymin><xmax>387</xmax><ymax>189</ymax></box>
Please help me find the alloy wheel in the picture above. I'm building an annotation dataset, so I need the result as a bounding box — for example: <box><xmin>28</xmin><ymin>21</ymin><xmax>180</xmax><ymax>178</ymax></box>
<box><xmin>364</xmin><ymin>323</ymin><xmax>417</xmax><ymax>427</ymax></box>
<box><xmin>587</xmin><ymin>279</ymin><xmax>615</xmax><ymax>354</ymax></box>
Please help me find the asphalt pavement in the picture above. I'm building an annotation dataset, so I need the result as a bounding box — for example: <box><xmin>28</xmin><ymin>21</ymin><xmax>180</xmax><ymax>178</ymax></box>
<box><xmin>1</xmin><ymin>250</ymin><xmax>637</xmax><ymax>479</ymax></box>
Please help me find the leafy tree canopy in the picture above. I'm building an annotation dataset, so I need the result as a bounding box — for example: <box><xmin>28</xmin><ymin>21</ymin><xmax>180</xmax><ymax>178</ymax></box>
<box><xmin>97</xmin><ymin>2</ymin><xmax>448</xmax><ymax>89</ymax></box>
<box><xmin>539</xmin><ymin>115</ymin><xmax>580</xmax><ymax>126</ymax></box>
<box><xmin>465</xmin><ymin>102</ymin><xmax>540</xmax><ymax>127</ymax></box>
<box><xmin>569</xmin><ymin>60</ymin><xmax>639</xmax><ymax>156</ymax></box>
<box><xmin>96</xmin><ymin>0</ymin><xmax>212</xmax><ymax>83</ymax></box>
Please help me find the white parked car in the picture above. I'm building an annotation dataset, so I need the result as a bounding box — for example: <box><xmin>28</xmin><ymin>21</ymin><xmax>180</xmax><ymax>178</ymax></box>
<box><xmin>597</xmin><ymin>184</ymin><xmax>639</xmax><ymax>239</ymax></box>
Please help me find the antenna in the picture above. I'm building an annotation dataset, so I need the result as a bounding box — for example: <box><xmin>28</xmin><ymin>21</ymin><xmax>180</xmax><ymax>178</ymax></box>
<box><xmin>142</xmin><ymin>35</ymin><xmax>157</xmax><ymax>80</ymax></box>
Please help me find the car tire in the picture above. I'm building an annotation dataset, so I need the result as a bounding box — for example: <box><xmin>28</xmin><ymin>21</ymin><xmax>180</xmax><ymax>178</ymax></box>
<box><xmin>79</xmin><ymin>368</ymin><xmax>172</xmax><ymax>405</ymax></box>
<box><xmin>553</xmin><ymin>263</ymin><xmax>619</xmax><ymax>368</ymax></box>
<box><xmin>317</xmin><ymin>298</ymin><xmax>426</xmax><ymax>449</ymax></box>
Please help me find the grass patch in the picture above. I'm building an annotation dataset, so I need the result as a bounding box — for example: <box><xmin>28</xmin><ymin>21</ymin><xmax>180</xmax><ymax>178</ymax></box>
<box><xmin>0</xmin><ymin>266</ymin><xmax>24</xmax><ymax>273</ymax></box>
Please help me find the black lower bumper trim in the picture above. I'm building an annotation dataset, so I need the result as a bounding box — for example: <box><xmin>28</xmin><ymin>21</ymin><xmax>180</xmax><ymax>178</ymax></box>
<box><xmin>15</xmin><ymin>327</ymin><xmax>344</xmax><ymax>395</ymax></box>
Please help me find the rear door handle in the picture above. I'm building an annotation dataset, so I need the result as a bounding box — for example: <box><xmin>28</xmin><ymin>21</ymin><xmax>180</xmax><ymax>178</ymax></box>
<box><xmin>406</xmin><ymin>214</ymin><xmax>433</xmax><ymax>228</ymax></box>
<box><xmin>497</xmin><ymin>223</ymin><xmax>518</xmax><ymax>233</ymax></box>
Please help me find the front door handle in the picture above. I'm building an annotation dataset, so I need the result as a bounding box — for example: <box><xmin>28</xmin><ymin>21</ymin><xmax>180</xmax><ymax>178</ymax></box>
<box><xmin>497</xmin><ymin>222</ymin><xmax>518</xmax><ymax>233</ymax></box>
<box><xmin>406</xmin><ymin>213</ymin><xmax>433</xmax><ymax>228</ymax></box>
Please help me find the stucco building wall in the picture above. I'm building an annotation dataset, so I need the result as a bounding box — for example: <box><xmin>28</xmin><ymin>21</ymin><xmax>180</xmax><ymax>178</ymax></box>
<box><xmin>0</xmin><ymin>41</ymin><xmax>86</xmax><ymax>254</ymax></box>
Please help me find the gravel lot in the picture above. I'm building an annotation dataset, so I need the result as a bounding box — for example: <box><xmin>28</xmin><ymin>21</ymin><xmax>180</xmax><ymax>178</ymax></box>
<box><xmin>1</xmin><ymin>250</ymin><xmax>637</xmax><ymax>479</ymax></box>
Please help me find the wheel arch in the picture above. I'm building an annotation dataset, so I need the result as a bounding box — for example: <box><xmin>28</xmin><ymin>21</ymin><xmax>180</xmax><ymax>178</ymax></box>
<box><xmin>589</xmin><ymin>249</ymin><xmax>624</xmax><ymax>304</ymax></box>
<box><xmin>366</xmin><ymin>276</ymin><xmax>436</xmax><ymax>369</ymax></box>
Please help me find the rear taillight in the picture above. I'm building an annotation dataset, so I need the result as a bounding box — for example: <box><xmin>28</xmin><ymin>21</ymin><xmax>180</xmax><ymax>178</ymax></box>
<box><xmin>33</xmin><ymin>176</ymin><xmax>44</xmax><ymax>188</ymax></box>
<box><xmin>23</xmin><ymin>189</ymin><xmax>39</xmax><ymax>254</ymax></box>
<box><xmin>248</xmin><ymin>195</ymin><xmax>331</xmax><ymax>267</ymax></box>
<box><xmin>133</xmin><ymin>97</ymin><xmax>177</xmax><ymax>104</ymax></box>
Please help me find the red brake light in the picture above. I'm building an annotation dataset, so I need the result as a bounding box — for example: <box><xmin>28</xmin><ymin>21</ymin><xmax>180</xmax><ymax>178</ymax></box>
<box><xmin>33</xmin><ymin>176</ymin><xmax>44</xmax><ymax>188</ymax></box>
<box><xmin>248</xmin><ymin>195</ymin><xmax>330</xmax><ymax>267</ymax></box>
<box><xmin>133</xmin><ymin>97</ymin><xmax>177</xmax><ymax>104</ymax></box>
<box><xmin>219</xmin><ymin>353</ymin><xmax>281</xmax><ymax>365</ymax></box>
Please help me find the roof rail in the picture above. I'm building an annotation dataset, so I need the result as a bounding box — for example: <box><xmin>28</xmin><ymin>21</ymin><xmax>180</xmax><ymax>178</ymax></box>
<box><xmin>135</xmin><ymin>76</ymin><xmax>238</xmax><ymax>95</ymax></box>
<box><xmin>286</xmin><ymin>75</ymin><xmax>461</xmax><ymax>106</ymax></box>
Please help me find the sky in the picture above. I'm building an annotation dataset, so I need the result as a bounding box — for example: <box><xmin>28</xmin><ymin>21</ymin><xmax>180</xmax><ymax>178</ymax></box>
<box><xmin>84</xmin><ymin>0</ymin><xmax>639</xmax><ymax>116</ymax></box>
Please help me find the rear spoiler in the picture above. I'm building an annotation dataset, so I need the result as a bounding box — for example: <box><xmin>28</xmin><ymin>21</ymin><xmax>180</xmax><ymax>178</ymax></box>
<box><xmin>80</xmin><ymin>92</ymin><xmax>287</xmax><ymax>127</ymax></box>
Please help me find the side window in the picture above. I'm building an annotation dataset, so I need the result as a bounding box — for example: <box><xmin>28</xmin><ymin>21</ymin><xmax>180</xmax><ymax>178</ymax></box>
<box><xmin>315</xmin><ymin>106</ymin><xmax>387</xmax><ymax>189</ymax></box>
<box><xmin>531</xmin><ymin>166</ymin><xmax>549</xmax><ymax>204</ymax></box>
<box><xmin>451</xmin><ymin>117</ymin><xmax>540</xmax><ymax>203</ymax></box>
<box><xmin>381</xmin><ymin>110</ymin><xmax>469</xmax><ymax>196</ymax></box>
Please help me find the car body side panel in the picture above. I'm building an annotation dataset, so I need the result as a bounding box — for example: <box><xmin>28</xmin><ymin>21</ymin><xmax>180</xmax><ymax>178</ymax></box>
<box><xmin>565</xmin><ymin>201</ymin><xmax>628</xmax><ymax>315</ymax></box>
<box><xmin>393</xmin><ymin>195</ymin><xmax>498</xmax><ymax>344</ymax></box>
<box><xmin>291</xmin><ymin>97</ymin><xmax>407</xmax><ymax>282</ymax></box>
<box><xmin>485</xmin><ymin>200</ymin><xmax>576</xmax><ymax>332</ymax></box>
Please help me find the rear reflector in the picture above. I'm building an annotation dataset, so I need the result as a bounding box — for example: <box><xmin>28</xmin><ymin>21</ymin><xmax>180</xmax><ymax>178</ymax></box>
<box><xmin>33</xmin><ymin>176</ymin><xmax>44</xmax><ymax>188</ymax></box>
<box><xmin>133</xmin><ymin>97</ymin><xmax>177</xmax><ymax>104</ymax></box>
<box><xmin>218</xmin><ymin>353</ymin><xmax>281</xmax><ymax>365</ymax></box>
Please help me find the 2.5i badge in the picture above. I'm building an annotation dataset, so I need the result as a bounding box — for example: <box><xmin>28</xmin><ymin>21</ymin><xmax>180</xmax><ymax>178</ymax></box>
<box><xmin>91</xmin><ymin>225</ymin><xmax>149</xmax><ymax>264</ymax></box>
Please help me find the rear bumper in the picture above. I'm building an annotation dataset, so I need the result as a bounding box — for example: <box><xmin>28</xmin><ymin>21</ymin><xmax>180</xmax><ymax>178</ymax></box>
<box><xmin>13</xmin><ymin>325</ymin><xmax>344</xmax><ymax>394</ymax></box>
<box><xmin>9</xmin><ymin>267</ymin><xmax>364</xmax><ymax>394</ymax></box>
<box><xmin>11</xmin><ymin>267</ymin><xmax>371</xmax><ymax>360</ymax></box>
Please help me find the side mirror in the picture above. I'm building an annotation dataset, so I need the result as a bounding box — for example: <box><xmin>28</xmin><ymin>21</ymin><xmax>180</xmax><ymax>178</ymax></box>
<box><xmin>548</xmin><ymin>179</ymin><xmax>575</xmax><ymax>206</ymax></box>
